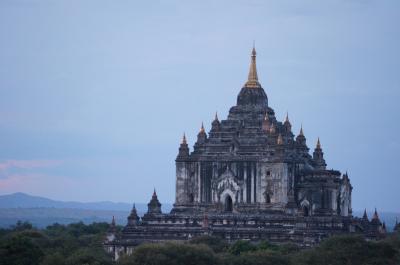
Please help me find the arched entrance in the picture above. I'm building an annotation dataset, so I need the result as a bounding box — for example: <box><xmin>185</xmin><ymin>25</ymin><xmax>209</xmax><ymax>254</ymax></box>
<box><xmin>303</xmin><ymin>206</ymin><xmax>309</xmax><ymax>216</ymax></box>
<box><xmin>266</xmin><ymin>194</ymin><xmax>271</xmax><ymax>203</ymax></box>
<box><xmin>225</xmin><ymin>195</ymin><xmax>233</xmax><ymax>212</ymax></box>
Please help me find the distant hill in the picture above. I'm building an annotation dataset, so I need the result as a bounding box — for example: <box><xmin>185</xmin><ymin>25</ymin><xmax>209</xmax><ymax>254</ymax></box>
<box><xmin>0</xmin><ymin>192</ymin><xmax>135</xmax><ymax>211</ymax></box>
<box><xmin>0</xmin><ymin>192</ymin><xmax>173</xmax><ymax>228</ymax></box>
<box><xmin>0</xmin><ymin>208</ymin><xmax>130</xmax><ymax>228</ymax></box>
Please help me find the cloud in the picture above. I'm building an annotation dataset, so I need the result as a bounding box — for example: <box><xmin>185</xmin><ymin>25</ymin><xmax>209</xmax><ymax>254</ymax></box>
<box><xmin>0</xmin><ymin>159</ymin><xmax>62</xmax><ymax>180</ymax></box>
<box><xmin>0</xmin><ymin>159</ymin><xmax>71</xmax><ymax>197</ymax></box>
<box><xmin>0</xmin><ymin>173</ymin><xmax>75</xmax><ymax>196</ymax></box>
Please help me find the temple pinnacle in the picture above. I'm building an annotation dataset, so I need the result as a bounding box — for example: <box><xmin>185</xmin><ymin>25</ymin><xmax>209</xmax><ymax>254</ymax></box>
<box><xmin>299</xmin><ymin>124</ymin><xmax>304</xmax><ymax>136</ymax></box>
<box><xmin>316</xmin><ymin>137</ymin><xmax>321</xmax><ymax>149</ymax></box>
<box><xmin>215</xmin><ymin>112</ymin><xmax>219</xmax><ymax>121</ymax></box>
<box><xmin>200</xmin><ymin>122</ymin><xmax>205</xmax><ymax>133</ymax></box>
<box><xmin>181</xmin><ymin>133</ymin><xmax>187</xmax><ymax>144</ymax></box>
<box><xmin>244</xmin><ymin>45</ymin><xmax>261</xmax><ymax>88</ymax></box>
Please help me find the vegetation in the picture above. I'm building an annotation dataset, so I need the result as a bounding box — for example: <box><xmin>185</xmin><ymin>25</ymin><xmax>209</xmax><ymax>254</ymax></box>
<box><xmin>0</xmin><ymin>221</ymin><xmax>115</xmax><ymax>265</ymax></box>
<box><xmin>0</xmin><ymin>221</ymin><xmax>399</xmax><ymax>265</ymax></box>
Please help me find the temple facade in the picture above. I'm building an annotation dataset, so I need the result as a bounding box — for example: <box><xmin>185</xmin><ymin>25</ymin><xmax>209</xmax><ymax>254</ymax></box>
<box><xmin>104</xmin><ymin>48</ymin><xmax>386</xmax><ymax>260</ymax></box>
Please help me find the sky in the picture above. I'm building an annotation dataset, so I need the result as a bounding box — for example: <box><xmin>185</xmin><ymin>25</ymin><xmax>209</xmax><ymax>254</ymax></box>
<box><xmin>0</xmin><ymin>0</ymin><xmax>399</xmax><ymax>212</ymax></box>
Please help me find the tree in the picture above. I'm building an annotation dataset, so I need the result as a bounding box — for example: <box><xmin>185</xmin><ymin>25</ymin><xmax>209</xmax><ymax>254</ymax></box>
<box><xmin>190</xmin><ymin>235</ymin><xmax>228</xmax><ymax>253</ymax></box>
<box><xmin>291</xmin><ymin>235</ymin><xmax>399</xmax><ymax>265</ymax></box>
<box><xmin>118</xmin><ymin>242</ymin><xmax>219</xmax><ymax>265</ymax></box>
<box><xmin>0</xmin><ymin>234</ymin><xmax>44</xmax><ymax>265</ymax></box>
<box><xmin>228</xmin><ymin>240</ymin><xmax>257</xmax><ymax>255</ymax></box>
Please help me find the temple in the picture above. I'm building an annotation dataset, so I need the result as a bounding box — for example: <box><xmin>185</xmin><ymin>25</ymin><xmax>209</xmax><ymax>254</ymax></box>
<box><xmin>104</xmin><ymin>47</ymin><xmax>386</xmax><ymax>260</ymax></box>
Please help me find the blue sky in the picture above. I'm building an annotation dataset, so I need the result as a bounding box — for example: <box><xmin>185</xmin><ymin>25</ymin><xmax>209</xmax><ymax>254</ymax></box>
<box><xmin>0</xmin><ymin>0</ymin><xmax>399</xmax><ymax>212</ymax></box>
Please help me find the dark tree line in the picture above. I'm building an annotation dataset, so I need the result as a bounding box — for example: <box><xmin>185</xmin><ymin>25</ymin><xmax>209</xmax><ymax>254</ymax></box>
<box><xmin>0</xmin><ymin>221</ymin><xmax>399</xmax><ymax>265</ymax></box>
<box><xmin>0</xmin><ymin>221</ymin><xmax>114</xmax><ymax>265</ymax></box>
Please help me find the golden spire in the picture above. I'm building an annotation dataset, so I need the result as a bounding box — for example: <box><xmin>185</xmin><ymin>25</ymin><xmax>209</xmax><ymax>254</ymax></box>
<box><xmin>181</xmin><ymin>133</ymin><xmax>187</xmax><ymax>144</ymax></box>
<box><xmin>244</xmin><ymin>44</ymin><xmax>261</xmax><ymax>88</ymax></box>
<box><xmin>200</xmin><ymin>122</ymin><xmax>205</xmax><ymax>133</ymax></box>
<box><xmin>316</xmin><ymin>137</ymin><xmax>321</xmax><ymax>149</ymax></box>
<box><xmin>277</xmin><ymin>133</ymin><xmax>283</xmax><ymax>145</ymax></box>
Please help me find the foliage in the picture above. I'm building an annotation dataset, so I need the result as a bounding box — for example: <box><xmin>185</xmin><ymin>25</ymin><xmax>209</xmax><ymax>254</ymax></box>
<box><xmin>118</xmin><ymin>242</ymin><xmax>219</xmax><ymax>265</ymax></box>
<box><xmin>1</xmin><ymin>221</ymin><xmax>399</xmax><ymax>265</ymax></box>
<box><xmin>228</xmin><ymin>240</ymin><xmax>257</xmax><ymax>255</ymax></box>
<box><xmin>189</xmin><ymin>235</ymin><xmax>228</xmax><ymax>253</ymax></box>
<box><xmin>0</xmin><ymin>221</ymin><xmax>113</xmax><ymax>265</ymax></box>
<box><xmin>227</xmin><ymin>250</ymin><xmax>290</xmax><ymax>265</ymax></box>
<box><xmin>291</xmin><ymin>235</ymin><xmax>399</xmax><ymax>265</ymax></box>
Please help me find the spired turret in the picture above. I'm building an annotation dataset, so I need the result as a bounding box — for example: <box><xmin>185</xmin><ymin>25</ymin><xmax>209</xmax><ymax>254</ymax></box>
<box><xmin>196</xmin><ymin>122</ymin><xmax>207</xmax><ymax>144</ymax></box>
<box><xmin>313</xmin><ymin>138</ymin><xmax>327</xmax><ymax>170</ymax></box>
<box><xmin>394</xmin><ymin>218</ymin><xmax>399</xmax><ymax>232</ymax></box>
<box><xmin>367</xmin><ymin>208</ymin><xmax>387</xmax><ymax>238</ymax></box>
<box><xmin>127</xmin><ymin>204</ymin><xmax>140</xmax><ymax>226</ymax></box>
<box><xmin>296</xmin><ymin>125</ymin><xmax>306</xmax><ymax>146</ymax></box>
<box><xmin>177</xmin><ymin>133</ymin><xmax>189</xmax><ymax>159</ymax></box>
<box><xmin>211</xmin><ymin>112</ymin><xmax>220</xmax><ymax>131</ymax></box>
<box><xmin>371</xmin><ymin>208</ymin><xmax>381</xmax><ymax>225</ymax></box>
<box><xmin>105</xmin><ymin>216</ymin><xmax>117</xmax><ymax>242</ymax></box>
<box><xmin>362</xmin><ymin>208</ymin><xmax>369</xmax><ymax>221</ymax></box>
<box><xmin>283</xmin><ymin>113</ymin><xmax>292</xmax><ymax>133</ymax></box>
<box><xmin>147</xmin><ymin>189</ymin><xmax>162</xmax><ymax>214</ymax></box>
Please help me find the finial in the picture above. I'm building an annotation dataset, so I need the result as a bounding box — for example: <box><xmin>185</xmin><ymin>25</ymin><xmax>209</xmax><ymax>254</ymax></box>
<box><xmin>200</xmin><ymin>122</ymin><xmax>205</xmax><ymax>133</ymax></box>
<box><xmin>299</xmin><ymin>124</ymin><xmax>304</xmax><ymax>136</ymax></box>
<box><xmin>277</xmin><ymin>134</ymin><xmax>283</xmax><ymax>145</ymax></box>
<box><xmin>373</xmin><ymin>208</ymin><xmax>379</xmax><ymax>220</ymax></box>
<box><xmin>316</xmin><ymin>137</ymin><xmax>321</xmax><ymax>149</ymax></box>
<box><xmin>133</xmin><ymin>203</ymin><xmax>136</xmax><ymax>210</ymax></box>
<box><xmin>214</xmin><ymin>112</ymin><xmax>219</xmax><ymax>121</ymax></box>
<box><xmin>363</xmin><ymin>208</ymin><xmax>368</xmax><ymax>219</ymax></box>
<box><xmin>153</xmin><ymin>188</ymin><xmax>157</xmax><ymax>197</ymax></box>
<box><xmin>244</xmin><ymin>45</ymin><xmax>261</xmax><ymax>88</ymax></box>
<box><xmin>181</xmin><ymin>133</ymin><xmax>187</xmax><ymax>144</ymax></box>
<box><xmin>285</xmin><ymin>112</ymin><xmax>289</xmax><ymax>123</ymax></box>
